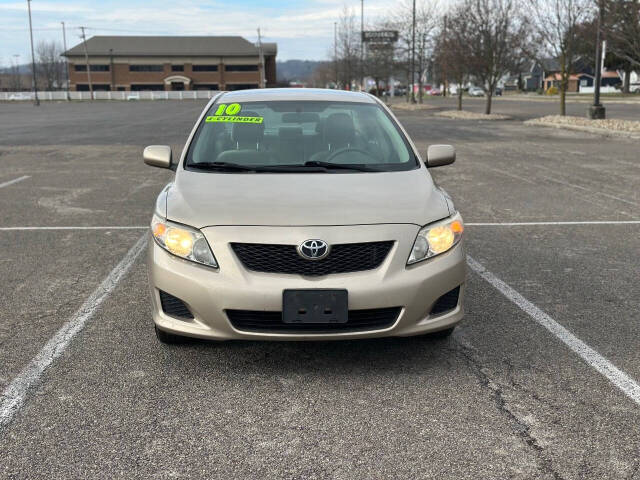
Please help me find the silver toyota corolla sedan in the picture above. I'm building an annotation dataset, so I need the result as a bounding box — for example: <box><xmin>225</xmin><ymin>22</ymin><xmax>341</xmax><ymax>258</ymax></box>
<box><xmin>144</xmin><ymin>88</ymin><xmax>465</xmax><ymax>344</ymax></box>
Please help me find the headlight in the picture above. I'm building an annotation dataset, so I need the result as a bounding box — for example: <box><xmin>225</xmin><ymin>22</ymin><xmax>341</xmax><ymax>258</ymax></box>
<box><xmin>151</xmin><ymin>215</ymin><xmax>218</xmax><ymax>268</ymax></box>
<box><xmin>408</xmin><ymin>213</ymin><xmax>463</xmax><ymax>265</ymax></box>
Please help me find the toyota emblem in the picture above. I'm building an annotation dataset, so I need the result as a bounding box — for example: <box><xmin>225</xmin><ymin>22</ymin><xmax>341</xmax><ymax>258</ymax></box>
<box><xmin>298</xmin><ymin>239</ymin><xmax>330</xmax><ymax>260</ymax></box>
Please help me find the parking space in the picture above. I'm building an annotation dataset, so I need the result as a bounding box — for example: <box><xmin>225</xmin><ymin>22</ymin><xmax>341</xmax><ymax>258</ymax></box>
<box><xmin>0</xmin><ymin>145</ymin><xmax>172</xmax><ymax>227</ymax></box>
<box><xmin>0</xmin><ymin>101</ymin><xmax>639</xmax><ymax>479</ymax></box>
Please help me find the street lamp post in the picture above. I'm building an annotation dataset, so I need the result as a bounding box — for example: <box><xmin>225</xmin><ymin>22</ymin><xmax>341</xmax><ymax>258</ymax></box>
<box><xmin>27</xmin><ymin>0</ymin><xmax>39</xmax><ymax>106</ymax></box>
<box><xmin>588</xmin><ymin>0</ymin><xmax>606</xmax><ymax>119</ymax></box>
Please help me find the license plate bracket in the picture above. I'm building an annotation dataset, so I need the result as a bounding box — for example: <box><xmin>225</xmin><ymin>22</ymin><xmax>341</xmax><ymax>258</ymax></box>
<box><xmin>282</xmin><ymin>289</ymin><xmax>348</xmax><ymax>324</ymax></box>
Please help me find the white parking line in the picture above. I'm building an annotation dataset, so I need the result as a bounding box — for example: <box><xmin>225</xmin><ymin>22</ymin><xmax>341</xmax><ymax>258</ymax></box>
<box><xmin>0</xmin><ymin>176</ymin><xmax>30</xmax><ymax>189</ymax></box>
<box><xmin>0</xmin><ymin>233</ymin><xmax>148</xmax><ymax>429</ymax></box>
<box><xmin>467</xmin><ymin>221</ymin><xmax>640</xmax><ymax>226</ymax></box>
<box><xmin>0</xmin><ymin>226</ymin><xmax>148</xmax><ymax>231</ymax></box>
<box><xmin>466</xmin><ymin>255</ymin><xmax>640</xmax><ymax>406</ymax></box>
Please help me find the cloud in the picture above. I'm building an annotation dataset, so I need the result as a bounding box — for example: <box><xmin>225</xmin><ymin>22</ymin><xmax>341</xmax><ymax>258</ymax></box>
<box><xmin>0</xmin><ymin>0</ymin><xmax>395</xmax><ymax>63</ymax></box>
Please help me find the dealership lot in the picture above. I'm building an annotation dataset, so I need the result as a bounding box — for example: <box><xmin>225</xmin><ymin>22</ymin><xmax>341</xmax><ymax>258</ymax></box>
<box><xmin>0</xmin><ymin>99</ymin><xmax>639</xmax><ymax>479</ymax></box>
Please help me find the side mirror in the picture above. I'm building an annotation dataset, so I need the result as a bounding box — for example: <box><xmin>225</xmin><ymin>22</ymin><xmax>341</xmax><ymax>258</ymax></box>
<box><xmin>426</xmin><ymin>145</ymin><xmax>456</xmax><ymax>168</ymax></box>
<box><xmin>143</xmin><ymin>145</ymin><xmax>172</xmax><ymax>169</ymax></box>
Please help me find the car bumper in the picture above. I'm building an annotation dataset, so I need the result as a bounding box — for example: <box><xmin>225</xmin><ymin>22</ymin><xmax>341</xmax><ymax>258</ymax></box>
<box><xmin>147</xmin><ymin>224</ymin><xmax>466</xmax><ymax>341</ymax></box>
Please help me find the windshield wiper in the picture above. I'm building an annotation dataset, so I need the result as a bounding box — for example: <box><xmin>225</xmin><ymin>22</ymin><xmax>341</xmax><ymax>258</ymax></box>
<box><xmin>188</xmin><ymin>162</ymin><xmax>308</xmax><ymax>173</ymax></box>
<box><xmin>188</xmin><ymin>161</ymin><xmax>378</xmax><ymax>173</ymax></box>
<box><xmin>303</xmin><ymin>160</ymin><xmax>378</xmax><ymax>172</ymax></box>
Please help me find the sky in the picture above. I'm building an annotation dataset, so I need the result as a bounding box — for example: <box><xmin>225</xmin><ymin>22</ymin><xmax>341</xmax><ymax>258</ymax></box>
<box><xmin>0</xmin><ymin>0</ymin><xmax>393</xmax><ymax>67</ymax></box>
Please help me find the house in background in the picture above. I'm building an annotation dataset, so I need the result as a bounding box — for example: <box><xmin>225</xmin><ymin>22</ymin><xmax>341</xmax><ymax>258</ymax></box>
<box><xmin>543</xmin><ymin>72</ymin><xmax>581</xmax><ymax>92</ymax></box>
<box><xmin>577</xmin><ymin>71</ymin><xmax>623</xmax><ymax>93</ymax></box>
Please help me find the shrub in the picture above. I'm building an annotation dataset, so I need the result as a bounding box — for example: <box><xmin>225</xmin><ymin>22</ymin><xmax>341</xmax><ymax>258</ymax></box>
<box><xmin>545</xmin><ymin>86</ymin><xmax>559</xmax><ymax>95</ymax></box>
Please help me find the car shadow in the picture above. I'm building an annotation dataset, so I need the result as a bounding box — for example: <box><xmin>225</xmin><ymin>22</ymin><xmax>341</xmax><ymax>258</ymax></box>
<box><xmin>160</xmin><ymin>332</ymin><xmax>462</xmax><ymax>378</ymax></box>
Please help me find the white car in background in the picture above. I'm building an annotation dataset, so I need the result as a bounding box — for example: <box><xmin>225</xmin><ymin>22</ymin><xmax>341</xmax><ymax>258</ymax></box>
<box><xmin>468</xmin><ymin>87</ymin><xmax>485</xmax><ymax>97</ymax></box>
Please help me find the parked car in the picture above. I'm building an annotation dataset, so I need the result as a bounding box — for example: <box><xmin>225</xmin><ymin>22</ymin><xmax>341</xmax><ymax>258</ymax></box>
<box><xmin>429</xmin><ymin>88</ymin><xmax>442</xmax><ymax>96</ymax></box>
<box><xmin>468</xmin><ymin>87</ymin><xmax>485</xmax><ymax>97</ymax></box>
<box><xmin>630</xmin><ymin>84</ymin><xmax>640</xmax><ymax>94</ymax></box>
<box><xmin>144</xmin><ymin>88</ymin><xmax>465</xmax><ymax>344</ymax></box>
<box><xmin>494</xmin><ymin>87</ymin><xmax>503</xmax><ymax>96</ymax></box>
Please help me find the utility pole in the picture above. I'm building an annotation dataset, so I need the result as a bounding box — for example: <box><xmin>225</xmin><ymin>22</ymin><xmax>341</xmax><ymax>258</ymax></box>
<box><xmin>411</xmin><ymin>0</ymin><xmax>416</xmax><ymax>103</ymax></box>
<box><xmin>360</xmin><ymin>0</ymin><xmax>364</xmax><ymax>92</ymax></box>
<box><xmin>257</xmin><ymin>28</ymin><xmax>265</xmax><ymax>88</ymax></box>
<box><xmin>334</xmin><ymin>21</ymin><xmax>338</xmax><ymax>88</ymax></box>
<box><xmin>79</xmin><ymin>26</ymin><xmax>94</xmax><ymax>100</ymax></box>
<box><xmin>588</xmin><ymin>0</ymin><xmax>606</xmax><ymax>119</ymax></box>
<box><xmin>27</xmin><ymin>0</ymin><xmax>39</xmax><ymax>106</ymax></box>
<box><xmin>61</xmin><ymin>21</ymin><xmax>70</xmax><ymax>100</ymax></box>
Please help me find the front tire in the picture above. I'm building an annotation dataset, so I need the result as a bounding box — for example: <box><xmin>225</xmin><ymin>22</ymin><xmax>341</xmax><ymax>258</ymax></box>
<box><xmin>155</xmin><ymin>326</ymin><xmax>185</xmax><ymax>345</ymax></box>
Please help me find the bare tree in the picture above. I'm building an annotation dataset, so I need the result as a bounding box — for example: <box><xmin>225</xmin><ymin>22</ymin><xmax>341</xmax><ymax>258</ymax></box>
<box><xmin>604</xmin><ymin>0</ymin><xmax>640</xmax><ymax>85</ymax></box>
<box><xmin>528</xmin><ymin>0</ymin><xmax>594</xmax><ymax>115</ymax></box>
<box><xmin>574</xmin><ymin>10</ymin><xmax>635</xmax><ymax>93</ymax></box>
<box><xmin>309</xmin><ymin>62</ymin><xmax>334</xmax><ymax>88</ymax></box>
<box><xmin>10</xmin><ymin>57</ymin><xmax>23</xmax><ymax>90</ymax></box>
<box><xmin>459</xmin><ymin>0</ymin><xmax>530</xmax><ymax>114</ymax></box>
<box><xmin>36</xmin><ymin>40</ymin><xmax>64</xmax><ymax>90</ymax></box>
<box><xmin>389</xmin><ymin>0</ymin><xmax>440</xmax><ymax>102</ymax></box>
<box><xmin>335</xmin><ymin>7</ymin><xmax>361</xmax><ymax>90</ymax></box>
<box><xmin>434</xmin><ymin>7</ymin><xmax>472</xmax><ymax>110</ymax></box>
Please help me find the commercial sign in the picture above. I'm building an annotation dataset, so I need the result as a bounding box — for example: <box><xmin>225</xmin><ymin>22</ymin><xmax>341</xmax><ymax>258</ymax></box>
<box><xmin>361</xmin><ymin>30</ymin><xmax>399</xmax><ymax>43</ymax></box>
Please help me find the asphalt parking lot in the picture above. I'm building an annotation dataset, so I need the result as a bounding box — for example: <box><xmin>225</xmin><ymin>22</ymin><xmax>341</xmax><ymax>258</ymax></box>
<box><xmin>1</xmin><ymin>99</ymin><xmax>639</xmax><ymax>479</ymax></box>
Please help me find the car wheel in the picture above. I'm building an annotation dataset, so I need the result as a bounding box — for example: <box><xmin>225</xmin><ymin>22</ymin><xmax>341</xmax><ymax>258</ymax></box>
<box><xmin>155</xmin><ymin>326</ymin><xmax>185</xmax><ymax>344</ymax></box>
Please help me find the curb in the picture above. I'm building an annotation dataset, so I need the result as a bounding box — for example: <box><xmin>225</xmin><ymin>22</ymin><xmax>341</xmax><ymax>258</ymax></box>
<box><xmin>435</xmin><ymin>111</ymin><xmax>511</xmax><ymax>121</ymax></box>
<box><xmin>498</xmin><ymin>96</ymin><xmax>640</xmax><ymax>105</ymax></box>
<box><xmin>524</xmin><ymin>119</ymin><xmax>640</xmax><ymax>140</ymax></box>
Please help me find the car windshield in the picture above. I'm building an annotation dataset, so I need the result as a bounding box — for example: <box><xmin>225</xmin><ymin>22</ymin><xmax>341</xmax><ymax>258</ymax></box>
<box><xmin>185</xmin><ymin>100</ymin><xmax>417</xmax><ymax>172</ymax></box>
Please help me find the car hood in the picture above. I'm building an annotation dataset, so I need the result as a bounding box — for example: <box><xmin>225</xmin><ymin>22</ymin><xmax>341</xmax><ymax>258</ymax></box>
<box><xmin>166</xmin><ymin>168</ymin><xmax>451</xmax><ymax>228</ymax></box>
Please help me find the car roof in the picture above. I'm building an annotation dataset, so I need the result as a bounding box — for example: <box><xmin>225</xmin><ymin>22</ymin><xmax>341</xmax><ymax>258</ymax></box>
<box><xmin>218</xmin><ymin>88</ymin><xmax>377</xmax><ymax>104</ymax></box>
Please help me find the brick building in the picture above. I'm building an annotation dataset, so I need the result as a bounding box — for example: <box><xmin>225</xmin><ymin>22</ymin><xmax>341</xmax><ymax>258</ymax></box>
<box><xmin>62</xmin><ymin>36</ymin><xmax>277</xmax><ymax>92</ymax></box>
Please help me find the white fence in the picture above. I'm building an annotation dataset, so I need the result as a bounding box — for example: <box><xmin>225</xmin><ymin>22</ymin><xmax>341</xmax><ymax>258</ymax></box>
<box><xmin>0</xmin><ymin>90</ymin><xmax>219</xmax><ymax>101</ymax></box>
<box><xmin>578</xmin><ymin>85</ymin><xmax>620</xmax><ymax>94</ymax></box>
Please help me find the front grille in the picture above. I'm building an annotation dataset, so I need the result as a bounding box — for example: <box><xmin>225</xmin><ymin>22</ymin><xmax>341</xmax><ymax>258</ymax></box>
<box><xmin>430</xmin><ymin>286</ymin><xmax>460</xmax><ymax>316</ymax></box>
<box><xmin>227</xmin><ymin>307</ymin><xmax>402</xmax><ymax>333</ymax></box>
<box><xmin>230</xmin><ymin>241</ymin><xmax>394</xmax><ymax>276</ymax></box>
<box><xmin>159</xmin><ymin>290</ymin><xmax>193</xmax><ymax>319</ymax></box>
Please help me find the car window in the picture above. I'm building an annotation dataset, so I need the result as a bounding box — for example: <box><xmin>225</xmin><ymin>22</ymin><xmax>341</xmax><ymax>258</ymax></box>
<box><xmin>186</xmin><ymin>100</ymin><xmax>417</xmax><ymax>172</ymax></box>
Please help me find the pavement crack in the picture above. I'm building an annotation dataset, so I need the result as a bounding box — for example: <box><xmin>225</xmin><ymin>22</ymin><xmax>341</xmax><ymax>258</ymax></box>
<box><xmin>455</xmin><ymin>335</ymin><xmax>567</xmax><ymax>480</ymax></box>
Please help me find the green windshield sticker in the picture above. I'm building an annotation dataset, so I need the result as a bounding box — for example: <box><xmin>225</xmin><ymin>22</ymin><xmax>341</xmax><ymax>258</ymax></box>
<box><xmin>207</xmin><ymin>102</ymin><xmax>262</xmax><ymax>123</ymax></box>
<box><xmin>206</xmin><ymin>115</ymin><xmax>263</xmax><ymax>124</ymax></box>
<box><xmin>214</xmin><ymin>103</ymin><xmax>242</xmax><ymax>116</ymax></box>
